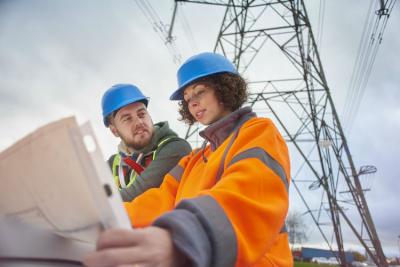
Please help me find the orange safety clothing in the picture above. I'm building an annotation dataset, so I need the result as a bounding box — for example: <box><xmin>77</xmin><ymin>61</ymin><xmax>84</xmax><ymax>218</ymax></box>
<box><xmin>124</xmin><ymin>107</ymin><xmax>293</xmax><ymax>267</ymax></box>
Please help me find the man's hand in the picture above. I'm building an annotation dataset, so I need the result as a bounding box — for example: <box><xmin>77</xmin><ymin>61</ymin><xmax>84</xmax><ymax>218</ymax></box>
<box><xmin>83</xmin><ymin>226</ymin><xmax>186</xmax><ymax>267</ymax></box>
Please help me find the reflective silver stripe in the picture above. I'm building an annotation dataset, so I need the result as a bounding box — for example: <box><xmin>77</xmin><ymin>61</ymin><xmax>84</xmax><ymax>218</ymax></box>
<box><xmin>178</xmin><ymin>195</ymin><xmax>237</xmax><ymax>267</ymax></box>
<box><xmin>227</xmin><ymin>147</ymin><xmax>289</xmax><ymax>190</ymax></box>
<box><xmin>168</xmin><ymin>164</ymin><xmax>184</xmax><ymax>182</ymax></box>
<box><xmin>280</xmin><ymin>224</ymin><xmax>287</xmax><ymax>233</ymax></box>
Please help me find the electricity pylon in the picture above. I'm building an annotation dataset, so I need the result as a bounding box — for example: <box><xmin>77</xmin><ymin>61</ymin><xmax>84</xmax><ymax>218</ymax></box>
<box><xmin>170</xmin><ymin>0</ymin><xmax>387</xmax><ymax>266</ymax></box>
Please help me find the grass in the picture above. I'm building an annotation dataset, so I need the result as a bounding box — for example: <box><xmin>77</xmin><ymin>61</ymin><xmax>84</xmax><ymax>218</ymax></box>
<box><xmin>294</xmin><ymin>261</ymin><xmax>340</xmax><ymax>267</ymax></box>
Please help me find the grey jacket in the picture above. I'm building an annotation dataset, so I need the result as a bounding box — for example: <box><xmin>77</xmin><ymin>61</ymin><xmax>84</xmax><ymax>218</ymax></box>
<box><xmin>108</xmin><ymin>121</ymin><xmax>191</xmax><ymax>201</ymax></box>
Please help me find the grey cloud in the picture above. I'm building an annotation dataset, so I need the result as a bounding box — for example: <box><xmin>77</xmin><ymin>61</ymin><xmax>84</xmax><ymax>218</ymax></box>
<box><xmin>0</xmin><ymin>0</ymin><xmax>399</xmax><ymax>256</ymax></box>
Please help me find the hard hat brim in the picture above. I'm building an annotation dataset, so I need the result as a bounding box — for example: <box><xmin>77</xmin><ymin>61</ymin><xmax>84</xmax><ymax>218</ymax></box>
<box><xmin>103</xmin><ymin>97</ymin><xmax>149</xmax><ymax>127</ymax></box>
<box><xmin>170</xmin><ymin>70</ymin><xmax>238</xmax><ymax>101</ymax></box>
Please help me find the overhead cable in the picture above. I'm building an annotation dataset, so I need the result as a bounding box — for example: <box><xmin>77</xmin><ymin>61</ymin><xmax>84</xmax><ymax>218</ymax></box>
<box><xmin>343</xmin><ymin>0</ymin><xmax>397</xmax><ymax>133</ymax></box>
<box><xmin>135</xmin><ymin>0</ymin><xmax>182</xmax><ymax>64</ymax></box>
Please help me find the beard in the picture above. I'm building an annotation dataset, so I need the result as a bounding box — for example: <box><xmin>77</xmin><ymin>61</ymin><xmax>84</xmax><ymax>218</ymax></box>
<box><xmin>126</xmin><ymin>139</ymin><xmax>149</xmax><ymax>150</ymax></box>
<box><xmin>123</xmin><ymin>130</ymin><xmax>153</xmax><ymax>151</ymax></box>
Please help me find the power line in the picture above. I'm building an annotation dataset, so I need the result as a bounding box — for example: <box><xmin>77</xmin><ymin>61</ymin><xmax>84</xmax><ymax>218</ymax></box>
<box><xmin>342</xmin><ymin>0</ymin><xmax>375</xmax><ymax>128</ymax></box>
<box><xmin>316</xmin><ymin>0</ymin><xmax>326</xmax><ymax>50</ymax></box>
<box><xmin>343</xmin><ymin>0</ymin><xmax>397</xmax><ymax>133</ymax></box>
<box><xmin>178</xmin><ymin>8</ymin><xmax>198</xmax><ymax>53</ymax></box>
<box><xmin>134</xmin><ymin>0</ymin><xmax>182</xmax><ymax>64</ymax></box>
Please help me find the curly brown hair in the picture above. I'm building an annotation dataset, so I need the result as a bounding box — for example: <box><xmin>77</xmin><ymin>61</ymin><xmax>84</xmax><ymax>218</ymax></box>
<box><xmin>178</xmin><ymin>73</ymin><xmax>248</xmax><ymax>125</ymax></box>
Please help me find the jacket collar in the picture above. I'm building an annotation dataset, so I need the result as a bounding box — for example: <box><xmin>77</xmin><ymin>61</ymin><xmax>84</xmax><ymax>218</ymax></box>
<box><xmin>199</xmin><ymin>106</ymin><xmax>256</xmax><ymax>151</ymax></box>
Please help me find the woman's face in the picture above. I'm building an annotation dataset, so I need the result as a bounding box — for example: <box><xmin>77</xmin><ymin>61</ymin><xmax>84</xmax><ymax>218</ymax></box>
<box><xmin>183</xmin><ymin>83</ymin><xmax>231</xmax><ymax>125</ymax></box>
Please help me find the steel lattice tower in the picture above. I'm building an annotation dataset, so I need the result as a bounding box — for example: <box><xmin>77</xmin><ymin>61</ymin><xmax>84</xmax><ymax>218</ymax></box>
<box><xmin>170</xmin><ymin>0</ymin><xmax>387</xmax><ymax>266</ymax></box>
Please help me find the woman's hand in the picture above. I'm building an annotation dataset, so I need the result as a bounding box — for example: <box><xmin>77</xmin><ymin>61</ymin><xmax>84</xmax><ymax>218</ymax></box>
<box><xmin>83</xmin><ymin>226</ymin><xmax>185</xmax><ymax>267</ymax></box>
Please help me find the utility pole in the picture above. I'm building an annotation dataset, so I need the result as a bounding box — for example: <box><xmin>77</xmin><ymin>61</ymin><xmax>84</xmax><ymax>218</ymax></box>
<box><xmin>170</xmin><ymin>1</ymin><xmax>388</xmax><ymax>266</ymax></box>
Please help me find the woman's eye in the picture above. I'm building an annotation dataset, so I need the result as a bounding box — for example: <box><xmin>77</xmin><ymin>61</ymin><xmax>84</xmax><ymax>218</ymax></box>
<box><xmin>196</xmin><ymin>89</ymin><xmax>207</xmax><ymax>97</ymax></box>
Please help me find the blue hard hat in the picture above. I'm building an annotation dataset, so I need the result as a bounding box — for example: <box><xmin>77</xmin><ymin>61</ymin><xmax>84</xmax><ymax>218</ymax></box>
<box><xmin>101</xmin><ymin>84</ymin><xmax>149</xmax><ymax>126</ymax></box>
<box><xmin>170</xmin><ymin>52</ymin><xmax>239</xmax><ymax>100</ymax></box>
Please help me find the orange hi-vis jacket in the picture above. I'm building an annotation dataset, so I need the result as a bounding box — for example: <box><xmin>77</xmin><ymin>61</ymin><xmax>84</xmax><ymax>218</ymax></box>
<box><xmin>125</xmin><ymin>107</ymin><xmax>293</xmax><ymax>267</ymax></box>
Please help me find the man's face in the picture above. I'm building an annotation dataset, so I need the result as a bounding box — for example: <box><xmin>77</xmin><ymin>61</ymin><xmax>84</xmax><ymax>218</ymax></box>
<box><xmin>109</xmin><ymin>102</ymin><xmax>154</xmax><ymax>151</ymax></box>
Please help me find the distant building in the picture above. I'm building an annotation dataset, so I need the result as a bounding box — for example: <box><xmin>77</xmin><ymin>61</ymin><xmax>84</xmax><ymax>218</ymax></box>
<box><xmin>300</xmin><ymin>247</ymin><xmax>354</xmax><ymax>263</ymax></box>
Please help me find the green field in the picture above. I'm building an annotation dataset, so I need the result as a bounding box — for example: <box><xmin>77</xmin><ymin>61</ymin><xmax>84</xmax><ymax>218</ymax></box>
<box><xmin>294</xmin><ymin>261</ymin><xmax>340</xmax><ymax>267</ymax></box>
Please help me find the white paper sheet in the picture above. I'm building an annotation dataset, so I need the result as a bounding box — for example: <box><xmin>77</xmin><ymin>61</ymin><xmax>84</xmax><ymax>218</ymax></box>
<box><xmin>0</xmin><ymin>117</ymin><xmax>130</xmax><ymax>246</ymax></box>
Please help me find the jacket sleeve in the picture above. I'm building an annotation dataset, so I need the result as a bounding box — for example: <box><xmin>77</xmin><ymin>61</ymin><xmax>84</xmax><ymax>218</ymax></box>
<box><xmin>153</xmin><ymin>119</ymin><xmax>291</xmax><ymax>267</ymax></box>
<box><xmin>120</xmin><ymin>138</ymin><xmax>192</xmax><ymax>202</ymax></box>
<box><xmin>124</xmin><ymin>150</ymin><xmax>195</xmax><ymax>227</ymax></box>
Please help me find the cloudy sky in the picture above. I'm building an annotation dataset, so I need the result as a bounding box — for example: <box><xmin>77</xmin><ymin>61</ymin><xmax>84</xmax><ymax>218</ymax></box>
<box><xmin>1</xmin><ymin>0</ymin><xmax>399</xmax><ymax>257</ymax></box>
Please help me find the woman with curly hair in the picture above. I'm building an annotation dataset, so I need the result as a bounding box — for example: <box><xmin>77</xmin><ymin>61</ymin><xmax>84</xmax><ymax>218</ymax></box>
<box><xmin>84</xmin><ymin>52</ymin><xmax>292</xmax><ymax>267</ymax></box>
